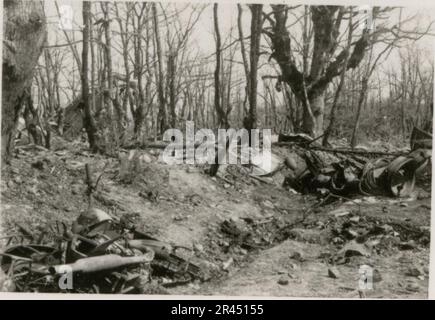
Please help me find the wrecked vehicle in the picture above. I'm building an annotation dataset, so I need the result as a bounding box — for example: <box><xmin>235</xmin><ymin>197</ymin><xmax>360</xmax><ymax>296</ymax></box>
<box><xmin>281</xmin><ymin>129</ymin><xmax>431</xmax><ymax>198</ymax></box>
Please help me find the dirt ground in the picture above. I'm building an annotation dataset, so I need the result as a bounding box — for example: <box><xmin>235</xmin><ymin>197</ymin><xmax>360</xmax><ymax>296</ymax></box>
<box><xmin>0</xmin><ymin>139</ymin><xmax>431</xmax><ymax>298</ymax></box>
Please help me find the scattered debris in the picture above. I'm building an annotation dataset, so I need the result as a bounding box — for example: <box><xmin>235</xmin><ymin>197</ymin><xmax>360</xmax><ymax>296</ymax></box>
<box><xmin>280</xmin><ymin>131</ymin><xmax>431</xmax><ymax>199</ymax></box>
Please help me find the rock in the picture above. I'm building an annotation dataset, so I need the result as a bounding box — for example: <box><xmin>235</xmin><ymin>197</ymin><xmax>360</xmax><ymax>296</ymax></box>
<box><xmin>344</xmin><ymin>229</ymin><xmax>358</xmax><ymax>239</ymax></box>
<box><xmin>289</xmin><ymin>263</ymin><xmax>298</xmax><ymax>270</ymax></box>
<box><xmin>332</xmin><ymin>237</ymin><xmax>344</xmax><ymax>245</ymax></box>
<box><xmin>222</xmin><ymin>257</ymin><xmax>233</xmax><ymax>271</ymax></box>
<box><xmin>349</xmin><ymin>216</ymin><xmax>360</xmax><ymax>223</ymax></box>
<box><xmin>399</xmin><ymin>202</ymin><xmax>408</xmax><ymax>207</ymax></box>
<box><xmin>417</xmin><ymin>190</ymin><xmax>430</xmax><ymax>200</ymax></box>
<box><xmin>277</xmin><ymin>276</ymin><xmax>289</xmax><ymax>285</ymax></box>
<box><xmin>71</xmin><ymin>184</ymin><xmax>82</xmax><ymax>195</ymax></box>
<box><xmin>398</xmin><ymin>255</ymin><xmax>413</xmax><ymax>264</ymax></box>
<box><xmin>288</xmin><ymin>228</ymin><xmax>328</xmax><ymax>244</ymax></box>
<box><xmin>316</xmin><ymin>221</ymin><xmax>325</xmax><ymax>228</ymax></box>
<box><xmin>32</xmin><ymin>160</ymin><xmax>45</xmax><ymax>170</ymax></box>
<box><xmin>329</xmin><ymin>208</ymin><xmax>350</xmax><ymax>217</ymax></box>
<box><xmin>290</xmin><ymin>251</ymin><xmax>304</xmax><ymax>262</ymax></box>
<box><xmin>223</xmin><ymin>183</ymin><xmax>231</xmax><ymax>189</ymax></box>
<box><xmin>318</xmin><ymin>251</ymin><xmax>332</xmax><ymax>259</ymax></box>
<box><xmin>173</xmin><ymin>214</ymin><xmax>184</xmax><ymax>222</ymax></box>
<box><xmin>193</xmin><ymin>243</ymin><xmax>204</xmax><ymax>253</ymax></box>
<box><xmin>13</xmin><ymin>176</ymin><xmax>22</xmax><ymax>184</ymax></box>
<box><xmin>363</xmin><ymin>197</ymin><xmax>378</xmax><ymax>204</ymax></box>
<box><xmin>140</xmin><ymin>153</ymin><xmax>153</xmax><ymax>164</ymax></box>
<box><xmin>380</xmin><ymin>224</ymin><xmax>393</xmax><ymax>233</ymax></box>
<box><xmin>405</xmin><ymin>283</ymin><xmax>420</xmax><ymax>292</ymax></box>
<box><xmin>405</xmin><ymin>267</ymin><xmax>422</xmax><ymax>277</ymax></box>
<box><xmin>366</xmin><ymin>239</ymin><xmax>381</xmax><ymax>249</ymax></box>
<box><xmin>26</xmin><ymin>185</ymin><xmax>38</xmax><ymax>196</ymax></box>
<box><xmin>288</xmin><ymin>188</ymin><xmax>298</xmax><ymax>194</ymax></box>
<box><xmin>419</xmin><ymin>226</ymin><xmax>430</xmax><ymax>233</ymax></box>
<box><xmin>338</xmin><ymin>240</ymin><xmax>371</xmax><ymax>257</ymax></box>
<box><xmin>263</xmin><ymin>200</ymin><xmax>274</xmax><ymax>209</ymax></box>
<box><xmin>7</xmin><ymin>180</ymin><xmax>15</xmax><ymax>189</ymax></box>
<box><xmin>328</xmin><ymin>267</ymin><xmax>340</xmax><ymax>279</ymax></box>
<box><xmin>399</xmin><ymin>240</ymin><xmax>416</xmax><ymax>250</ymax></box>
<box><xmin>218</xmin><ymin>239</ymin><xmax>230</xmax><ymax>247</ymax></box>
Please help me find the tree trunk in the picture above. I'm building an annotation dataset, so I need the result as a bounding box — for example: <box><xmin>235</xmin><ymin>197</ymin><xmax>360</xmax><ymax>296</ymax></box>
<box><xmin>2</xmin><ymin>0</ymin><xmax>47</xmax><ymax>164</ymax></box>
<box><xmin>152</xmin><ymin>3</ymin><xmax>167</xmax><ymax>135</ymax></box>
<box><xmin>213</xmin><ymin>3</ymin><xmax>227</xmax><ymax>128</ymax></box>
<box><xmin>304</xmin><ymin>90</ymin><xmax>325</xmax><ymax>137</ymax></box>
<box><xmin>350</xmin><ymin>77</ymin><xmax>369</xmax><ymax>148</ymax></box>
<box><xmin>133</xmin><ymin>3</ymin><xmax>147</xmax><ymax>138</ymax></box>
<box><xmin>101</xmin><ymin>2</ymin><xmax>118</xmax><ymax>149</ymax></box>
<box><xmin>323</xmin><ymin>10</ymin><xmax>354</xmax><ymax>146</ymax></box>
<box><xmin>168</xmin><ymin>52</ymin><xmax>177</xmax><ymax>128</ymax></box>
<box><xmin>82</xmin><ymin>1</ymin><xmax>99</xmax><ymax>152</ymax></box>
<box><xmin>245</xmin><ymin>4</ymin><xmax>263</xmax><ymax>133</ymax></box>
<box><xmin>237</xmin><ymin>4</ymin><xmax>250</xmax><ymax>116</ymax></box>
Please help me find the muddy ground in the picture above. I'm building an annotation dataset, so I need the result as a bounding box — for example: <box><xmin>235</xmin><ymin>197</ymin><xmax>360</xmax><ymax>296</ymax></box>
<box><xmin>0</xmin><ymin>139</ymin><xmax>431</xmax><ymax>298</ymax></box>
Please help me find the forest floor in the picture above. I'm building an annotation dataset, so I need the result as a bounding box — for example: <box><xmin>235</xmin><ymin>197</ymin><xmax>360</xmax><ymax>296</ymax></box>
<box><xmin>0</xmin><ymin>137</ymin><xmax>431</xmax><ymax>298</ymax></box>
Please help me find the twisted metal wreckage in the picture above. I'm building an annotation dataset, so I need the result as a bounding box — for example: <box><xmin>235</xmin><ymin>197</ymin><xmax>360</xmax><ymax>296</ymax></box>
<box><xmin>280</xmin><ymin>127</ymin><xmax>432</xmax><ymax>198</ymax></box>
<box><xmin>0</xmin><ymin>165</ymin><xmax>207</xmax><ymax>293</ymax></box>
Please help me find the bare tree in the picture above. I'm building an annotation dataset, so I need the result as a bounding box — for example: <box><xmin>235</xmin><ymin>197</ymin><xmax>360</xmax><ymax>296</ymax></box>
<box><xmin>263</xmin><ymin>5</ymin><xmax>374</xmax><ymax>137</ymax></box>
<box><xmin>2</xmin><ymin>0</ymin><xmax>47</xmax><ymax>163</ymax></box>
<box><xmin>153</xmin><ymin>3</ymin><xmax>167</xmax><ymax>135</ymax></box>
<box><xmin>81</xmin><ymin>1</ymin><xmax>99</xmax><ymax>152</ymax></box>
<box><xmin>244</xmin><ymin>4</ymin><xmax>263</xmax><ymax>133</ymax></box>
<box><xmin>213</xmin><ymin>3</ymin><xmax>228</xmax><ymax>128</ymax></box>
<box><xmin>322</xmin><ymin>9</ymin><xmax>354</xmax><ymax>146</ymax></box>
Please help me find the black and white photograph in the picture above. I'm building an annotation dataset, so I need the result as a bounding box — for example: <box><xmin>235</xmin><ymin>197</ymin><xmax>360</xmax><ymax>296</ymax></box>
<box><xmin>0</xmin><ymin>0</ymin><xmax>434</xmax><ymax>299</ymax></box>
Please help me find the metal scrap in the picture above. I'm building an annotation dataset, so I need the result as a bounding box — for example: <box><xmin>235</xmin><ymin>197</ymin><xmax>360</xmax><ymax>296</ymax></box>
<box><xmin>0</xmin><ymin>210</ymin><xmax>207</xmax><ymax>293</ymax></box>
<box><xmin>0</xmin><ymin>164</ymin><xmax>207</xmax><ymax>293</ymax></box>
<box><xmin>283</xmin><ymin>141</ymin><xmax>430</xmax><ymax>198</ymax></box>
